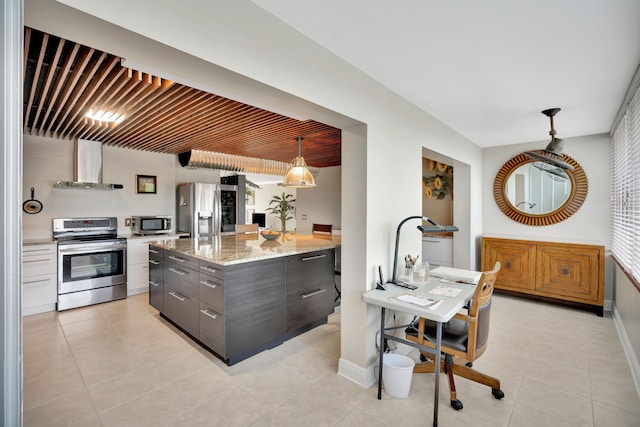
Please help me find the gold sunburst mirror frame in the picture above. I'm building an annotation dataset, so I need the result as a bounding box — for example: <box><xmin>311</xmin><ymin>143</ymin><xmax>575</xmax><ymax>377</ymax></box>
<box><xmin>493</xmin><ymin>151</ymin><xmax>588</xmax><ymax>226</ymax></box>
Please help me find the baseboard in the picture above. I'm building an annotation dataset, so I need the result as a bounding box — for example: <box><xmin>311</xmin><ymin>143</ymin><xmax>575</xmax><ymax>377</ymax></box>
<box><xmin>127</xmin><ymin>288</ymin><xmax>148</xmax><ymax>297</ymax></box>
<box><xmin>22</xmin><ymin>303</ymin><xmax>56</xmax><ymax>316</ymax></box>
<box><xmin>338</xmin><ymin>357</ymin><xmax>375</xmax><ymax>389</ymax></box>
<box><xmin>612</xmin><ymin>302</ymin><xmax>640</xmax><ymax>400</ymax></box>
<box><xmin>604</xmin><ymin>298</ymin><xmax>612</xmax><ymax>312</ymax></box>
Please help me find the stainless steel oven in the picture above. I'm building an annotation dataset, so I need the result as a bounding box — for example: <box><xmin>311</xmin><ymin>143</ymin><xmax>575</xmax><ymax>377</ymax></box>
<box><xmin>54</xmin><ymin>217</ymin><xmax>127</xmax><ymax>310</ymax></box>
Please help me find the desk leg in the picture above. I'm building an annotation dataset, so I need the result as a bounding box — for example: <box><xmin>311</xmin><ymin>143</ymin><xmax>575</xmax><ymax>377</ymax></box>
<box><xmin>433</xmin><ymin>321</ymin><xmax>442</xmax><ymax>427</ymax></box>
<box><xmin>377</xmin><ymin>307</ymin><xmax>385</xmax><ymax>399</ymax></box>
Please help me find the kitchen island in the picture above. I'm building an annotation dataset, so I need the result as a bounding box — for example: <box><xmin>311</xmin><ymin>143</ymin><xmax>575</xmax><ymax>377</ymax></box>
<box><xmin>149</xmin><ymin>233</ymin><xmax>341</xmax><ymax>365</ymax></box>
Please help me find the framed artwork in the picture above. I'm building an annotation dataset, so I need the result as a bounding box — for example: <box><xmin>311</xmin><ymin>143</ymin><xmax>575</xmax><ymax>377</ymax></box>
<box><xmin>136</xmin><ymin>175</ymin><xmax>157</xmax><ymax>194</ymax></box>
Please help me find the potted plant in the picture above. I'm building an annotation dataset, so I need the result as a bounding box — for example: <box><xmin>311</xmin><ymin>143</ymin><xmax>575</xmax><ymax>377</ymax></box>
<box><xmin>266</xmin><ymin>192</ymin><xmax>295</xmax><ymax>234</ymax></box>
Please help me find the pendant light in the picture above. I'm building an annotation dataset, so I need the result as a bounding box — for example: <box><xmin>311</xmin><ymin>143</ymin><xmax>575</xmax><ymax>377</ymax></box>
<box><xmin>282</xmin><ymin>137</ymin><xmax>316</xmax><ymax>188</ymax></box>
<box><xmin>523</xmin><ymin>108</ymin><xmax>574</xmax><ymax>171</ymax></box>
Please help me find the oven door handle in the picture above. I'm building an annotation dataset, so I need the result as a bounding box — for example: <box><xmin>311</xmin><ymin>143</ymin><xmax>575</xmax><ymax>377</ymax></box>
<box><xmin>58</xmin><ymin>244</ymin><xmax>127</xmax><ymax>254</ymax></box>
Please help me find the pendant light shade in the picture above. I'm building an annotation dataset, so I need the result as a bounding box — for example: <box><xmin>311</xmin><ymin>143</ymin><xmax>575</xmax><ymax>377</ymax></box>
<box><xmin>283</xmin><ymin>137</ymin><xmax>316</xmax><ymax>188</ymax></box>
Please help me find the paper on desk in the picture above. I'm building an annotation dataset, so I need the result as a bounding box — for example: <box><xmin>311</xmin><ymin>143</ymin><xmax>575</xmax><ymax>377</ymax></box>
<box><xmin>392</xmin><ymin>293</ymin><xmax>443</xmax><ymax>310</ymax></box>
<box><xmin>429</xmin><ymin>285</ymin><xmax>463</xmax><ymax>297</ymax></box>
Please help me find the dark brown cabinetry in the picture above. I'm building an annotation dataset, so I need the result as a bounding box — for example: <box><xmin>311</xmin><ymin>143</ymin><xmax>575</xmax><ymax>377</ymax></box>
<box><xmin>285</xmin><ymin>249</ymin><xmax>336</xmax><ymax>335</ymax></box>
<box><xmin>148</xmin><ymin>247</ymin><xmax>163</xmax><ymax>311</ymax></box>
<box><xmin>150</xmin><ymin>246</ymin><xmax>334</xmax><ymax>365</ymax></box>
<box><xmin>482</xmin><ymin>237</ymin><xmax>605</xmax><ymax>315</ymax></box>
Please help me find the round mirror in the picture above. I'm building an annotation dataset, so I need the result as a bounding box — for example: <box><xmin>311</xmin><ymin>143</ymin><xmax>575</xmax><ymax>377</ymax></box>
<box><xmin>493</xmin><ymin>152</ymin><xmax>588</xmax><ymax>226</ymax></box>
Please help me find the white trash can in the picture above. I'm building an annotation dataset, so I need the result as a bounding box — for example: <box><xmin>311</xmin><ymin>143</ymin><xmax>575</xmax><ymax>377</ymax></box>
<box><xmin>382</xmin><ymin>353</ymin><xmax>415</xmax><ymax>398</ymax></box>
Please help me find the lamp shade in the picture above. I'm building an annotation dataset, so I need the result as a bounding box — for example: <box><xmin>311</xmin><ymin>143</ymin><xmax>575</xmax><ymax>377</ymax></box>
<box><xmin>282</xmin><ymin>137</ymin><xmax>316</xmax><ymax>188</ymax></box>
<box><xmin>282</xmin><ymin>156</ymin><xmax>316</xmax><ymax>188</ymax></box>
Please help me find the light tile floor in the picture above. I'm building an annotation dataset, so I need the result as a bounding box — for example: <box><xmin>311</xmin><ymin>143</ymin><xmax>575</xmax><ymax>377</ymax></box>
<box><xmin>22</xmin><ymin>293</ymin><xmax>640</xmax><ymax>426</ymax></box>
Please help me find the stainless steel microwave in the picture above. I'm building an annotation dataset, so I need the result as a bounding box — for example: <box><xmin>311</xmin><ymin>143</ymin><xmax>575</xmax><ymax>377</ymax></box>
<box><xmin>131</xmin><ymin>215</ymin><xmax>172</xmax><ymax>235</ymax></box>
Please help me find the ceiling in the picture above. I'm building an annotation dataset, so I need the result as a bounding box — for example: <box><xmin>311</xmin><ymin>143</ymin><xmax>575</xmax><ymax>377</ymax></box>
<box><xmin>26</xmin><ymin>0</ymin><xmax>640</xmax><ymax>162</ymax></box>
<box><xmin>252</xmin><ymin>0</ymin><xmax>640</xmax><ymax>147</ymax></box>
<box><xmin>22</xmin><ymin>27</ymin><xmax>342</xmax><ymax>168</ymax></box>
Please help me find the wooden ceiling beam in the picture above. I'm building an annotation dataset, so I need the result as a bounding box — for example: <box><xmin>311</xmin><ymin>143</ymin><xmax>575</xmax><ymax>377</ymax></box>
<box><xmin>58</xmin><ymin>54</ymin><xmax>119</xmax><ymax>137</ymax></box>
<box><xmin>29</xmin><ymin>37</ymin><xmax>65</xmax><ymax>134</ymax></box>
<box><xmin>37</xmin><ymin>42</ymin><xmax>80</xmax><ymax>137</ymax></box>
<box><xmin>46</xmin><ymin>47</ymin><xmax>94</xmax><ymax>138</ymax></box>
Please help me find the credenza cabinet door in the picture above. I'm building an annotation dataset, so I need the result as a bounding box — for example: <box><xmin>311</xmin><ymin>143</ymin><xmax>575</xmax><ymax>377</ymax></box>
<box><xmin>482</xmin><ymin>237</ymin><xmax>604</xmax><ymax>313</ymax></box>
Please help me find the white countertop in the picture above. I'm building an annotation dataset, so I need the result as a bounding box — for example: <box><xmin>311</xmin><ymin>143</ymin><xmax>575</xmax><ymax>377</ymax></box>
<box><xmin>149</xmin><ymin>233</ymin><xmax>341</xmax><ymax>266</ymax></box>
<box><xmin>362</xmin><ymin>275</ymin><xmax>476</xmax><ymax>322</ymax></box>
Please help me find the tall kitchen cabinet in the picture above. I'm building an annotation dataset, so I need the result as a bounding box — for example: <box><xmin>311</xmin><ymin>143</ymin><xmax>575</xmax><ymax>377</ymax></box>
<box><xmin>482</xmin><ymin>237</ymin><xmax>605</xmax><ymax>315</ymax></box>
<box><xmin>22</xmin><ymin>242</ymin><xmax>58</xmax><ymax>315</ymax></box>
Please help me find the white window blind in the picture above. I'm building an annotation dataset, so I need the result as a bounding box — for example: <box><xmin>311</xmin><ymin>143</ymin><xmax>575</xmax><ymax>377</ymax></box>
<box><xmin>611</xmin><ymin>85</ymin><xmax>640</xmax><ymax>282</ymax></box>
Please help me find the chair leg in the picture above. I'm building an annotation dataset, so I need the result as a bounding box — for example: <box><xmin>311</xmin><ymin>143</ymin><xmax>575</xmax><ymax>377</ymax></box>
<box><xmin>451</xmin><ymin>360</ymin><xmax>505</xmax><ymax>399</ymax></box>
<box><xmin>445</xmin><ymin>354</ymin><xmax>463</xmax><ymax>410</ymax></box>
<box><xmin>451</xmin><ymin>362</ymin><xmax>501</xmax><ymax>391</ymax></box>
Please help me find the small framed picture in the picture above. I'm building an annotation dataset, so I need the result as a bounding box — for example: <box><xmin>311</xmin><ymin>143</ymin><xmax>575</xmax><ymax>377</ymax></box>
<box><xmin>136</xmin><ymin>175</ymin><xmax>157</xmax><ymax>194</ymax></box>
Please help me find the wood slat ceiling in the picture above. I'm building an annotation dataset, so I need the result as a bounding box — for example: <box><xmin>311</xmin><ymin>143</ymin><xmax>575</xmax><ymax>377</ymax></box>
<box><xmin>22</xmin><ymin>27</ymin><xmax>341</xmax><ymax>168</ymax></box>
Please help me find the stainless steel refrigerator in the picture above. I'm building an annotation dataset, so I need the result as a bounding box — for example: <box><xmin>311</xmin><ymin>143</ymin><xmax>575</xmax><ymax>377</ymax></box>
<box><xmin>176</xmin><ymin>182</ymin><xmax>240</xmax><ymax>238</ymax></box>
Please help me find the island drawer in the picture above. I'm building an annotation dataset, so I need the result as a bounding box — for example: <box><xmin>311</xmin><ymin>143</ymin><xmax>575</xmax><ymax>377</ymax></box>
<box><xmin>285</xmin><ymin>281</ymin><xmax>334</xmax><ymax>333</ymax></box>
<box><xmin>199</xmin><ymin>275</ymin><xmax>224</xmax><ymax>310</ymax></box>
<box><xmin>164</xmin><ymin>262</ymin><xmax>199</xmax><ymax>298</ymax></box>
<box><xmin>148</xmin><ymin>277</ymin><xmax>163</xmax><ymax>311</ymax></box>
<box><xmin>149</xmin><ymin>256</ymin><xmax>163</xmax><ymax>280</ymax></box>
<box><xmin>200</xmin><ymin>261</ymin><xmax>224</xmax><ymax>280</ymax></box>
<box><xmin>199</xmin><ymin>302</ymin><xmax>226</xmax><ymax>357</ymax></box>
<box><xmin>148</xmin><ymin>246</ymin><xmax>163</xmax><ymax>261</ymax></box>
<box><xmin>164</xmin><ymin>284</ymin><xmax>199</xmax><ymax>338</ymax></box>
<box><xmin>285</xmin><ymin>249</ymin><xmax>335</xmax><ymax>294</ymax></box>
<box><xmin>164</xmin><ymin>251</ymin><xmax>199</xmax><ymax>271</ymax></box>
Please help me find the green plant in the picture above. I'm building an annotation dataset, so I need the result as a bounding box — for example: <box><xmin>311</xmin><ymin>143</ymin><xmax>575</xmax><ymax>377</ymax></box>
<box><xmin>266</xmin><ymin>192</ymin><xmax>295</xmax><ymax>233</ymax></box>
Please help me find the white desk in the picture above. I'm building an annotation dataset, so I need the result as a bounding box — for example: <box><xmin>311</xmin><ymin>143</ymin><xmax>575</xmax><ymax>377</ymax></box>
<box><xmin>362</xmin><ymin>271</ymin><xmax>479</xmax><ymax>427</ymax></box>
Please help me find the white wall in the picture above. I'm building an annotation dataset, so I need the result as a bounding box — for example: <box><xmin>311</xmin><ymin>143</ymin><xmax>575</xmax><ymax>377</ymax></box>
<box><xmin>294</xmin><ymin>166</ymin><xmax>341</xmax><ymax>234</ymax></box>
<box><xmin>613</xmin><ymin>265</ymin><xmax>640</xmax><ymax>396</ymax></box>
<box><xmin>253</xmin><ymin>184</ymin><xmax>296</xmax><ymax>231</ymax></box>
<box><xmin>482</xmin><ymin>133</ymin><xmax>613</xmax><ymax>299</ymax></box>
<box><xmin>22</xmin><ymin>134</ymin><xmax>176</xmax><ymax>239</ymax></box>
<box><xmin>27</xmin><ymin>0</ymin><xmax>485</xmax><ymax>388</ymax></box>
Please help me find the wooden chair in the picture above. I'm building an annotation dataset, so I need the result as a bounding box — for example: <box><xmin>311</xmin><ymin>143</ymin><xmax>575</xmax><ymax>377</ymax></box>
<box><xmin>312</xmin><ymin>223</ymin><xmax>332</xmax><ymax>234</ymax></box>
<box><xmin>405</xmin><ymin>262</ymin><xmax>503</xmax><ymax>410</ymax></box>
<box><xmin>235</xmin><ymin>223</ymin><xmax>259</xmax><ymax>234</ymax></box>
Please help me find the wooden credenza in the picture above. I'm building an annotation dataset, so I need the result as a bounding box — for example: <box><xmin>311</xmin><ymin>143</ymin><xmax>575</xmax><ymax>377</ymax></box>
<box><xmin>482</xmin><ymin>237</ymin><xmax>605</xmax><ymax>315</ymax></box>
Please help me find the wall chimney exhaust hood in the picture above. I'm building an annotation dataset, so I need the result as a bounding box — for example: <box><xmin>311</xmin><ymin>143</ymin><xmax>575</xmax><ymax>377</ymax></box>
<box><xmin>54</xmin><ymin>139</ymin><xmax>124</xmax><ymax>190</ymax></box>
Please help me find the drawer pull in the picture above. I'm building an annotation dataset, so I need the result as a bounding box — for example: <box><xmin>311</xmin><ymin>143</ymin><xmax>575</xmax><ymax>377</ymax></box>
<box><xmin>168</xmin><ymin>291</ymin><xmax>186</xmax><ymax>302</ymax></box>
<box><xmin>23</xmin><ymin>248</ymin><xmax>51</xmax><ymax>253</ymax></box>
<box><xmin>149</xmin><ymin>259</ymin><xmax>160</xmax><ymax>265</ymax></box>
<box><xmin>168</xmin><ymin>267</ymin><xmax>186</xmax><ymax>276</ymax></box>
<box><xmin>302</xmin><ymin>254</ymin><xmax>327</xmax><ymax>261</ymax></box>
<box><xmin>23</xmin><ymin>278</ymin><xmax>50</xmax><ymax>285</ymax></box>
<box><xmin>149</xmin><ymin>281</ymin><xmax>161</xmax><ymax>287</ymax></box>
<box><xmin>200</xmin><ymin>265</ymin><xmax>217</xmax><ymax>273</ymax></box>
<box><xmin>149</xmin><ymin>249</ymin><xmax>160</xmax><ymax>254</ymax></box>
<box><xmin>301</xmin><ymin>288</ymin><xmax>327</xmax><ymax>299</ymax></box>
<box><xmin>200</xmin><ymin>280</ymin><xmax>218</xmax><ymax>289</ymax></box>
<box><xmin>168</xmin><ymin>255</ymin><xmax>186</xmax><ymax>263</ymax></box>
<box><xmin>23</xmin><ymin>258</ymin><xmax>52</xmax><ymax>263</ymax></box>
<box><xmin>423</xmin><ymin>240</ymin><xmax>441</xmax><ymax>244</ymax></box>
<box><xmin>200</xmin><ymin>309</ymin><xmax>219</xmax><ymax>320</ymax></box>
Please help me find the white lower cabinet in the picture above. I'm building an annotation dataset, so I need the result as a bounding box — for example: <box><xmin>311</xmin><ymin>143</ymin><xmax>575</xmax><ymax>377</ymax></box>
<box><xmin>22</xmin><ymin>242</ymin><xmax>57</xmax><ymax>316</ymax></box>
<box><xmin>422</xmin><ymin>236</ymin><xmax>453</xmax><ymax>268</ymax></box>
<box><xmin>127</xmin><ymin>236</ymin><xmax>179</xmax><ymax>296</ymax></box>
